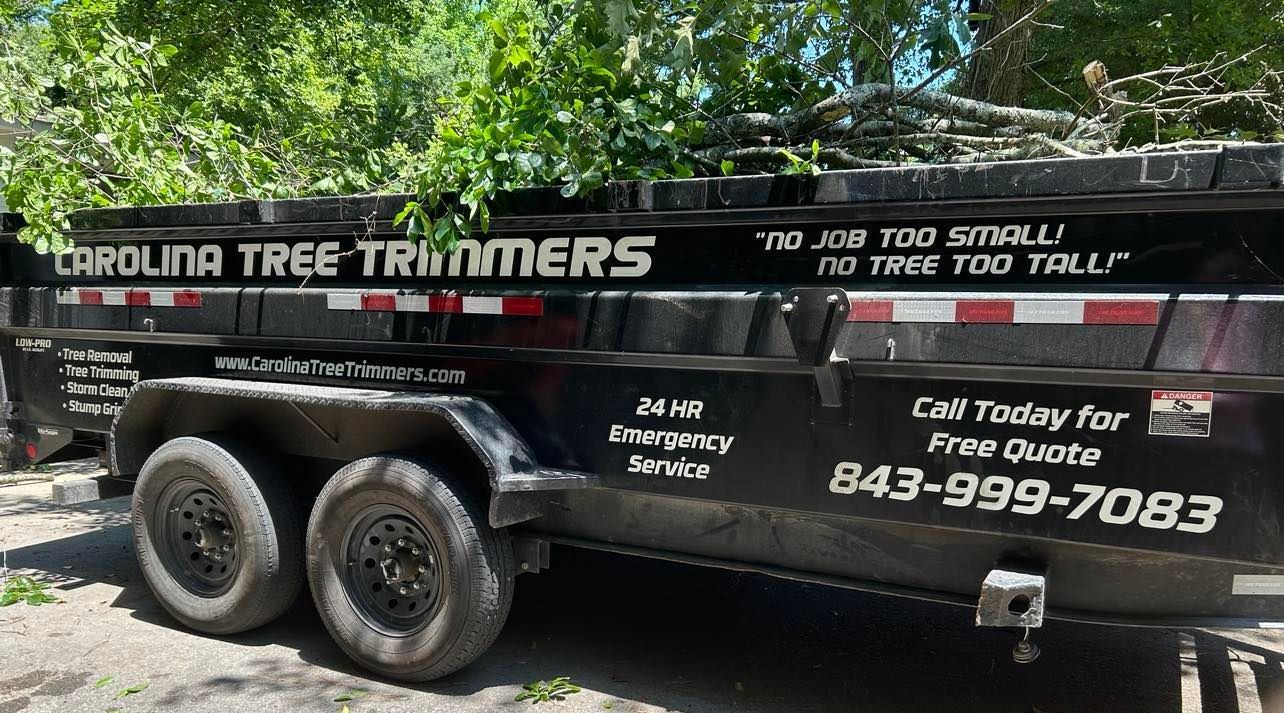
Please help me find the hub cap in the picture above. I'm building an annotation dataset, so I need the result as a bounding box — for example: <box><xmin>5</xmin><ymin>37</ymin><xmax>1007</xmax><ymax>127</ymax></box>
<box><xmin>343</xmin><ymin>507</ymin><xmax>444</xmax><ymax>636</ymax></box>
<box><xmin>157</xmin><ymin>479</ymin><xmax>239</xmax><ymax>595</ymax></box>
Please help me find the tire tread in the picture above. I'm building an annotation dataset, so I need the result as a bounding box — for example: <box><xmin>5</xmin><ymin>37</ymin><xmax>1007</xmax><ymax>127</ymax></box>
<box><xmin>307</xmin><ymin>455</ymin><xmax>514</xmax><ymax>681</ymax></box>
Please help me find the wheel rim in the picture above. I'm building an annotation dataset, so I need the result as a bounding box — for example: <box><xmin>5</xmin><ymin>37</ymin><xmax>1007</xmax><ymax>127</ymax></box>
<box><xmin>342</xmin><ymin>505</ymin><xmax>446</xmax><ymax>637</ymax></box>
<box><xmin>155</xmin><ymin>477</ymin><xmax>240</xmax><ymax>596</ymax></box>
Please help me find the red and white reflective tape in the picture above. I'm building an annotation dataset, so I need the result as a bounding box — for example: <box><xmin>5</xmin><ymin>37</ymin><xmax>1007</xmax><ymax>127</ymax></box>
<box><xmin>326</xmin><ymin>291</ymin><xmax>544</xmax><ymax>317</ymax></box>
<box><xmin>845</xmin><ymin>293</ymin><xmax>1161</xmax><ymax>325</ymax></box>
<box><xmin>56</xmin><ymin>288</ymin><xmax>202</xmax><ymax>308</ymax></box>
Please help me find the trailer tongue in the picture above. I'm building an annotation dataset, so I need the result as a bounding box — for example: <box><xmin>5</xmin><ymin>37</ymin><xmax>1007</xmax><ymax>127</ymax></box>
<box><xmin>2</xmin><ymin>146</ymin><xmax>1283</xmax><ymax>678</ymax></box>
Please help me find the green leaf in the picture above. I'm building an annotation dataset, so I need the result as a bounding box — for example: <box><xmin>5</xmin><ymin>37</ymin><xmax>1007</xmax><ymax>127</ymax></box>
<box><xmin>966</xmin><ymin>12</ymin><xmax>992</xmax><ymax>21</ymax></box>
<box><xmin>720</xmin><ymin>159</ymin><xmax>735</xmax><ymax>176</ymax></box>
<box><xmin>94</xmin><ymin>676</ymin><xmax>115</xmax><ymax>689</ymax></box>
<box><xmin>605</xmin><ymin>0</ymin><xmax>637</xmax><ymax>37</ymax></box>
<box><xmin>406</xmin><ymin>208</ymin><xmax>427</xmax><ymax>242</ymax></box>
<box><xmin>621</xmin><ymin>36</ymin><xmax>642</xmax><ymax>77</ymax></box>
<box><xmin>667</xmin><ymin>16</ymin><xmax>696</xmax><ymax>72</ymax></box>
<box><xmin>114</xmin><ymin>683</ymin><xmax>149</xmax><ymax>699</ymax></box>
<box><xmin>432</xmin><ymin>215</ymin><xmax>452</xmax><ymax>240</ymax></box>
<box><xmin>392</xmin><ymin>201</ymin><xmax>419</xmax><ymax>228</ymax></box>
<box><xmin>555</xmin><ymin>111</ymin><xmax>575</xmax><ymax>124</ymax></box>
<box><xmin>333</xmin><ymin>690</ymin><xmax>368</xmax><ymax>703</ymax></box>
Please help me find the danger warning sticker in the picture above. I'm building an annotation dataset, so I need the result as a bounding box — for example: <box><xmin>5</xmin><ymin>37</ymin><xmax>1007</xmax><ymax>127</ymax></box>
<box><xmin>1148</xmin><ymin>390</ymin><xmax>1213</xmax><ymax>438</ymax></box>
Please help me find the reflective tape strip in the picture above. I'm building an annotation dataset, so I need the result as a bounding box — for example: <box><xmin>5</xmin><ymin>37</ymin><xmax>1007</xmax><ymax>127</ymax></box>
<box><xmin>892</xmin><ymin>300</ymin><xmax>956</xmax><ymax>323</ymax></box>
<box><xmin>1083</xmin><ymin>300</ymin><xmax>1160</xmax><ymax>324</ymax></box>
<box><xmin>1013</xmin><ymin>301</ymin><xmax>1083</xmax><ymax>324</ymax></box>
<box><xmin>847</xmin><ymin>297</ymin><xmax>1160</xmax><ymax>325</ymax></box>
<box><xmin>328</xmin><ymin>291</ymin><xmax>543</xmax><ymax>317</ymax></box>
<box><xmin>56</xmin><ymin>288</ymin><xmax>201</xmax><ymax>307</ymax></box>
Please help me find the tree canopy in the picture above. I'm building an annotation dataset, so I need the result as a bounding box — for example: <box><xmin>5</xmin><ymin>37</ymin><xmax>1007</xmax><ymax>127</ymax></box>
<box><xmin>1</xmin><ymin>0</ymin><xmax>1280</xmax><ymax>253</ymax></box>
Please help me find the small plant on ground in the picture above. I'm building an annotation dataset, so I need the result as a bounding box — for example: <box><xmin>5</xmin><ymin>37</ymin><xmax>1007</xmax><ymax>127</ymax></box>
<box><xmin>515</xmin><ymin>676</ymin><xmax>582</xmax><ymax>704</ymax></box>
<box><xmin>1</xmin><ymin>576</ymin><xmax>59</xmax><ymax>606</ymax></box>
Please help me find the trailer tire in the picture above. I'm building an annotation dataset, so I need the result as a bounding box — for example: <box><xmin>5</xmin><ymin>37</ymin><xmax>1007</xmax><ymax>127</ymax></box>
<box><xmin>132</xmin><ymin>435</ymin><xmax>304</xmax><ymax>635</ymax></box>
<box><xmin>306</xmin><ymin>455</ymin><xmax>514</xmax><ymax>681</ymax></box>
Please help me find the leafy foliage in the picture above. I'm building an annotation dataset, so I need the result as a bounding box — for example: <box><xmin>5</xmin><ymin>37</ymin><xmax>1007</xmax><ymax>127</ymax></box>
<box><xmin>1025</xmin><ymin>0</ymin><xmax>1284</xmax><ymax>142</ymax></box>
<box><xmin>0</xmin><ymin>0</ymin><xmax>519</xmax><ymax>250</ymax></box>
<box><xmin>401</xmin><ymin>0</ymin><xmax>981</xmax><ymax>251</ymax></box>
<box><xmin>515</xmin><ymin>676</ymin><xmax>583</xmax><ymax>704</ymax></box>
<box><xmin>1</xmin><ymin>26</ymin><xmax>287</xmax><ymax>252</ymax></box>
<box><xmin>40</xmin><ymin>0</ymin><xmax>508</xmax><ymax>161</ymax></box>
<box><xmin>0</xmin><ymin>575</ymin><xmax>59</xmax><ymax>606</ymax></box>
<box><xmin>1</xmin><ymin>0</ymin><xmax>1280</xmax><ymax>254</ymax></box>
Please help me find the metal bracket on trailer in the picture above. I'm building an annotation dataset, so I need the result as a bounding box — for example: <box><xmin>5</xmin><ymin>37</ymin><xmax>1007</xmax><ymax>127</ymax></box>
<box><xmin>976</xmin><ymin>564</ymin><xmax>1048</xmax><ymax>664</ymax></box>
<box><xmin>782</xmin><ymin>287</ymin><xmax>851</xmax><ymax>409</ymax></box>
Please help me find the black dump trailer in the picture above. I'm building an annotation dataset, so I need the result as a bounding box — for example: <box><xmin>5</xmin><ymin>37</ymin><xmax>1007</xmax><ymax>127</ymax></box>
<box><xmin>3</xmin><ymin>146</ymin><xmax>1284</xmax><ymax>677</ymax></box>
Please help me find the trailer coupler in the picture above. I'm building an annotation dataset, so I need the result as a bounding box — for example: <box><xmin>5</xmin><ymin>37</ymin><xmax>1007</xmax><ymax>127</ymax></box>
<box><xmin>975</xmin><ymin>566</ymin><xmax>1047</xmax><ymax>663</ymax></box>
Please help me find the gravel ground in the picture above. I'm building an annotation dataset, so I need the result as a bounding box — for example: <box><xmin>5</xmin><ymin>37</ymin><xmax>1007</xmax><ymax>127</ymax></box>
<box><xmin>2</xmin><ymin>460</ymin><xmax>1284</xmax><ymax>713</ymax></box>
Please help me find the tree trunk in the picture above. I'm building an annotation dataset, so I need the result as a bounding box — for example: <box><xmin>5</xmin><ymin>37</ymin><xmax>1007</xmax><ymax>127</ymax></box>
<box><xmin>964</xmin><ymin>0</ymin><xmax>1043</xmax><ymax>106</ymax></box>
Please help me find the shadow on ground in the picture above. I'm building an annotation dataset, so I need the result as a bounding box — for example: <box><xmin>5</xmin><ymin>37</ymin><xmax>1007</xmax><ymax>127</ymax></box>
<box><xmin>8</xmin><ymin>500</ymin><xmax>1284</xmax><ymax>712</ymax></box>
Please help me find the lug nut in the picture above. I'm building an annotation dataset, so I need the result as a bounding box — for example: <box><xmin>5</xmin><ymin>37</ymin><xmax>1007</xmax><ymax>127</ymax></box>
<box><xmin>213</xmin><ymin>553</ymin><xmax>223</xmax><ymax>561</ymax></box>
<box><xmin>221</xmin><ymin>544</ymin><xmax>230</xmax><ymax>552</ymax></box>
<box><xmin>418</xmin><ymin>564</ymin><xmax>427</xmax><ymax>573</ymax></box>
<box><xmin>411</xmin><ymin>547</ymin><xmax>419</xmax><ymax>555</ymax></box>
<box><xmin>399</xmin><ymin>586</ymin><xmax>408</xmax><ymax>595</ymax></box>
<box><xmin>203</xmin><ymin>510</ymin><xmax>211</xmax><ymax>518</ymax></box>
<box><xmin>397</xmin><ymin>538</ymin><xmax>406</xmax><ymax>547</ymax></box>
<box><xmin>384</xmin><ymin>544</ymin><xmax>392</xmax><ymax>552</ymax></box>
<box><xmin>412</xmin><ymin>582</ymin><xmax>421</xmax><ymax>590</ymax></box>
<box><xmin>221</xmin><ymin>529</ymin><xmax>230</xmax><ymax>536</ymax></box>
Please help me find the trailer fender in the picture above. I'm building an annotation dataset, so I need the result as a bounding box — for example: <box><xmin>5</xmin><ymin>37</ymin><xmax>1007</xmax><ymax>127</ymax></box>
<box><xmin>110</xmin><ymin>377</ymin><xmax>598</xmax><ymax>527</ymax></box>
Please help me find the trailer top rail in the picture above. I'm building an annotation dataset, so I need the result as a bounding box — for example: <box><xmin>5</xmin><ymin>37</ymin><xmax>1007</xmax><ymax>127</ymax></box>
<box><xmin>3</xmin><ymin>146</ymin><xmax>1282</xmax><ymax>239</ymax></box>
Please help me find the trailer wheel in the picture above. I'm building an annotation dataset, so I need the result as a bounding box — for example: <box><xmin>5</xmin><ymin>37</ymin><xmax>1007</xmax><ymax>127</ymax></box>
<box><xmin>132</xmin><ymin>435</ymin><xmax>304</xmax><ymax>634</ymax></box>
<box><xmin>306</xmin><ymin>455</ymin><xmax>514</xmax><ymax>681</ymax></box>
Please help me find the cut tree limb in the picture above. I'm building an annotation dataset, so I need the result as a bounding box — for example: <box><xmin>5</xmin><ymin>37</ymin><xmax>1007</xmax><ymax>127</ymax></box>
<box><xmin>703</xmin><ymin>83</ymin><xmax>1103</xmax><ymax>144</ymax></box>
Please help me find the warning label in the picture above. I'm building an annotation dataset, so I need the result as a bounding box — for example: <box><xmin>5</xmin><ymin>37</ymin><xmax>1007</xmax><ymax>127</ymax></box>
<box><xmin>1148</xmin><ymin>390</ymin><xmax>1213</xmax><ymax>438</ymax></box>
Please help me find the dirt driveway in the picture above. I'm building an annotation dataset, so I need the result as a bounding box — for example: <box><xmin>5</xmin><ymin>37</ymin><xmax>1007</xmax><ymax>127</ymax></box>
<box><xmin>2</xmin><ymin>461</ymin><xmax>1283</xmax><ymax>713</ymax></box>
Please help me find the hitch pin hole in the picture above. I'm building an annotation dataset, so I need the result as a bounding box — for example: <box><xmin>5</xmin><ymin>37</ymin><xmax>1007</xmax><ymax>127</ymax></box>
<box><xmin>1008</xmin><ymin>594</ymin><xmax>1032</xmax><ymax>615</ymax></box>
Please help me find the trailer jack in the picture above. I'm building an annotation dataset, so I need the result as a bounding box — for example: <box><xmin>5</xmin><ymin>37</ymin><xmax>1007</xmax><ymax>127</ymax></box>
<box><xmin>975</xmin><ymin>566</ymin><xmax>1047</xmax><ymax>664</ymax></box>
